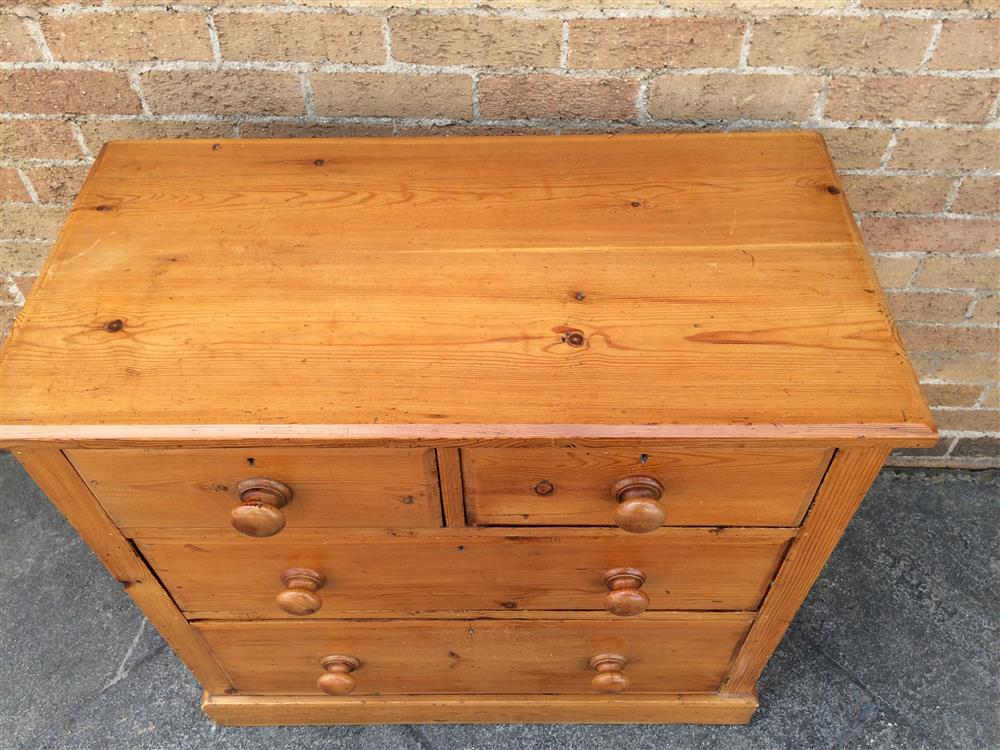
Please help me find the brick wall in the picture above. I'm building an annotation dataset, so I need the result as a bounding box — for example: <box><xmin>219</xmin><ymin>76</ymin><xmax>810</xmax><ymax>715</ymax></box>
<box><xmin>1</xmin><ymin>0</ymin><xmax>997</xmax><ymax>467</ymax></box>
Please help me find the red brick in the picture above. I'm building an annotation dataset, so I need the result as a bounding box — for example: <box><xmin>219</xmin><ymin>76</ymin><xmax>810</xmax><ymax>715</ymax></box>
<box><xmin>24</xmin><ymin>165</ymin><xmax>90</xmax><ymax>204</ymax></box>
<box><xmin>750</xmin><ymin>17</ymin><xmax>932</xmax><ymax>70</ymax></box>
<box><xmin>141</xmin><ymin>70</ymin><xmax>305</xmax><ymax>116</ymax></box>
<box><xmin>11</xmin><ymin>275</ymin><xmax>34</xmax><ymax>299</ymax></box>
<box><xmin>909</xmin><ymin>352</ymin><xmax>940</xmax><ymax>380</ymax></box>
<box><xmin>969</xmin><ymin>295</ymin><xmax>999</xmax><ymax>325</ymax></box>
<box><xmin>950</xmin><ymin>436</ymin><xmax>1000</xmax><ymax>459</ymax></box>
<box><xmin>820</xmin><ymin>128</ymin><xmax>892</xmax><ymax>169</ymax></box>
<box><xmin>928</xmin><ymin>353</ymin><xmax>998</xmax><ymax>382</ymax></box>
<box><xmin>930</xmin><ymin>20</ymin><xmax>1000</xmax><ymax>71</ymax></box>
<box><xmin>107</xmin><ymin>0</ymin><xmax>271</xmax><ymax>4</ymax></box>
<box><xmin>890</xmin><ymin>129</ymin><xmax>1000</xmax><ymax>171</ymax></box>
<box><xmin>480</xmin><ymin>75</ymin><xmax>639</xmax><ymax>120</ymax></box>
<box><xmin>398</xmin><ymin>124</ymin><xmax>558</xmax><ymax>137</ymax></box>
<box><xmin>217</xmin><ymin>12</ymin><xmax>384</xmax><ymax>64</ymax></box>
<box><xmin>982</xmin><ymin>386</ymin><xmax>1000</xmax><ymax>409</ymax></box>
<box><xmin>0</xmin><ymin>70</ymin><xmax>141</xmax><ymax>115</ymax></box>
<box><xmin>239</xmin><ymin>122</ymin><xmax>395</xmax><ymax>139</ymax></box>
<box><xmin>840</xmin><ymin>175</ymin><xmax>952</xmax><ymax>213</ymax></box>
<box><xmin>311</xmin><ymin>73</ymin><xmax>472</xmax><ymax>119</ymax></box>
<box><xmin>0</xmin><ymin>121</ymin><xmax>82</xmax><ymax>160</ymax></box>
<box><xmin>899</xmin><ymin>323</ymin><xmax>998</xmax><ymax>353</ymax></box>
<box><xmin>78</xmin><ymin>120</ymin><xmax>233</xmax><ymax>154</ymax></box>
<box><xmin>648</xmin><ymin>74</ymin><xmax>820</xmax><ymax>121</ymax></box>
<box><xmin>20</xmin><ymin>0</ymin><xmax>101</xmax><ymax>5</ymax></box>
<box><xmin>569</xmin><ymin>18</ymin><xmax>744</xmax><ymax>69</ymax></box>
<box><xmin>1</xmin><ymin>15</ymin><xmax>40</xmax><ymax>62</ymax></box>
<box><xmin>826</xmin><ymin>76</ymin><xmax>998</xmax><ymax>123</ymax></box>
<box><xmin>42</xmin><ymin>12</ymin><xmax>212</xmax><ymax>61</ymax></box>
<box><xmin>889</xmin><ymin>439</ymin><xmax>952</xmax><ymax>459</ymax></box>
<box><xmin>860</xmin><ymin>218</ymin><xmax>999</xmax><ymax>253</ymax></box>
<box><xmin>915</xmin><ymin>255</ymin><xmax>999</xmax><ymax>289</ymax></box>
<box><xmin>863</xmin><ymin>0</ymin><xmax>1000</xmax><ymax>9</ymax></box>
<box><xmin>932</xmin><ymin>408</ymin><xmax>999</xmax><ymax>432</ymax></box>
<box><xmin>887</xmin><ymin>291</ymin><xmax>973</xmax><ymax>322</ymax></box>
<box><xmin>392</xmin><ymin>16</ymin><xmax>560</xmax><ymax>67</ymax></box>
<box><xmin>0</xmin><ymin>169</ymin><xmax>30</xmax><ymax>203</ymax></box>
<box><xmin>0</xmin><ymin>242</ymin><xmax>49</xmax><ymax>275</ymax></box>
<box><xmin>872</xmin><ymin>254</ymin><xmax>919</xmax><ymax>288</ymax></box>
<box><xmin>0</xmin><ymin>204</ymin><xmax>69</xmax><ymax>240</ymax></box>
<box><xmin>921</xmin><ymin>383</ymin><xmax>986</xmax><ymax>407</ymax></box>
<box><xmin>0</xmin><ymin>306</ymin><xmax>18</xmax><ymax>341</ymax></box>
<box><xmin>953</xmin><ymin>177</ymin><xmax>1000</xmax><ymax>215</ymax></box>
<box><xmin>0</xmin><ymin>282</ymin><xmax>18</xmax><ymax>307</ymax></box>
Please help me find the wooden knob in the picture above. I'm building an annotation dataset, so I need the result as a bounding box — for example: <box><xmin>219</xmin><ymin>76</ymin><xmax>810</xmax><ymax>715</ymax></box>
<box><xmin>276</xmin><ymin>568</ymin><xmax>325</xmax><ymax>616</ymax></box>
<box><xmin>590</xmin><ymin>653</ymin><xmax>629</xmax><ymax>693</ymax></box>
<box><xmin>317</xmin><ymin>655</ymin><xmax>361</xmax><ymax>696</ymax></box>
<box><xmin>602</xmin><ymin>567</ymin><xmax>649</xmax><ymax>617</ymax></box>
<box><xmin>610</xmin><ymin>475</ymin><xmax>665</xmax><ymax>533</ymax></box>
<box><xmin>230</xmin><ymin>477</ymin><xmax>291</xmax><ymax>537</ymax></box>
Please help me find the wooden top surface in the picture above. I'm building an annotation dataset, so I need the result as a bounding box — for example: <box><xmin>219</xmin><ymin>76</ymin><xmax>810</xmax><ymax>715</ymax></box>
<box><xmin>0</xmin><ymin>133</ymin><xmax>935</xmax><ymax>446</ymax></box>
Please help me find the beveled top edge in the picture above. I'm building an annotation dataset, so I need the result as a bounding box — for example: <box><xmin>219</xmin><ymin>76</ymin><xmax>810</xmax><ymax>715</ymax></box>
<box><xmin>0</xmin><ymin>420</ymin><xmax>938</xmax><ymax>449</ymax></box>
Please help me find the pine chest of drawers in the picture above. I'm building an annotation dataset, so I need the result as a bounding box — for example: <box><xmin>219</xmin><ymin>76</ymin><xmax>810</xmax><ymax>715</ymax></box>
<box><xmin>0</xmin><ymin>133</ymin><xmax>936</xmax><ymax>726</ymax></box>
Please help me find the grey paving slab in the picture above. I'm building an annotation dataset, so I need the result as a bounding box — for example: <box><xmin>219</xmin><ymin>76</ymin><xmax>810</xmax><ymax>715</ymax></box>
<box><xmin>1</xmin><ymin>454</ymin><xmax>997</xmax><ymax>750</ymax></box>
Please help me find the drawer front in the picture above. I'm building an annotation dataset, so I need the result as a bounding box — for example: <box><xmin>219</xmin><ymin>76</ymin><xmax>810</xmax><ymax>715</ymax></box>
<box><xmin>464</xmin><ymin>447</ymin><xmax>832</xmax><ymax>528</ymax></box>
<box><xmin>67</xmin><ymin>448</ymin><xmax>442</xmax><ymax>531</ymax></box>
<box><xmin>196</xmin><ymin>616</ymin><xmax>753</xmax><ymax>695</ymax></box>
<box><xmin>137</xmin><ymin>527</ymin><xmax>794</xmax><ymax>617</ymax></box>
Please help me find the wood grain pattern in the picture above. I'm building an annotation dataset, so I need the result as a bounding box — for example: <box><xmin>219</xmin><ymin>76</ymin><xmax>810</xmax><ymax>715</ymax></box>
<box><xmin>230</xmin><ymin>476</ymin><xmax>292</xmax><ymax>537</ymax></box>
<box><xmin>721</xmin><ymin>447</ymin><xmax>890</xmax><ymax>694</ymax></box>
<box><xmin>201</xmin><ymin>692</ymin><xmax>759</xmax><ymax>725</ymax></box>
<box><xmin>66</xmin><ymin>447</ymin><xmax>442</xmax><ymax>530</ymax></box>
<box><xmin>464</xmin><ymin>446</ymin><xmax>832</xmax><ymax>527</ymax></box>
<box><xmin>0</xmin><ymin>424</ymin><xmax>935</xmax><ymax>449</ymax></box>
<box><xmin>136</xmin><ymin>526</ymin><xmax>795</xmax><ymax>616</ymax></box>
<box><xmin>10</xmin><ymin>448</ymin><xmax>233</xmax><ymax>693</ymax></box>
<box><xmin>0</xmin><ymin>134</ymin><xmax>934</xmax><ymax>446</ymax></box>
<box><xmin>317</xmin><ymin>655</ymin><xmax>361</xmax><ymax>696</ymax></box>
<box><xmin>180</xmin><ymin>609</ymin><xmax>756</xmax><ymax>622</ymax></box>
<box><xmin>0</xmin><ymin>134</ymin><xmax>937</xmax><ymax>726</ymax></box>
<box><xmin>436</xmin><ymin>448</ymin><xmax>467</xmax><ymax>527</ymax></box>
<box><xmin>195</xmin><ymin>615</ymin><xmax>753</xmax><ymax>695</ymax></box>
<box><xmin>590</xmin><ymin>653</ymin><xmax>630</xmax><ymax>694</ymax></box>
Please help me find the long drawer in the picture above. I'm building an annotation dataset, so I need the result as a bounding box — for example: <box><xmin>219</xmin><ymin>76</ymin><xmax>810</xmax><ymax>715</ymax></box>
<box><xmin>137</xmin><ymin>527</ymin><xmax>794</xmax><ymax>617</ymax></box>
<box><xmin>463</xmin><ymin>446</ymin><xmax>832</xmax><ymax>528</ymax></box>
<box><xmin>67</xmin><ymin>447</ymin><xmax>443</xmax><ymax>531</ymax></box>
<box><xmin>195</xmin><ymin>615</ymin><xmax>753</xmax><ymax>695</ymax></box>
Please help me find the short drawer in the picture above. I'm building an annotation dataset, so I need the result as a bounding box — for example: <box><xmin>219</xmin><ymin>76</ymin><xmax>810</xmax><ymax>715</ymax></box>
<box><xmin>67</xmin><ymin>447</ymin><xmax>442</xmax><ymax>533</ymax></box>
<box><xmin>195</xmin><ymin>615</ymin><xmax>753</xmax><ymax>696</ymax></box>
<box><xmin>137</xmin><ymin>527</ymin><xmax>794</xmax><ymax>617</ymax></box>
<box><xmin>463</xmin><ymin>446</ymin><xmax>832</xmax><ymax>528</ymax></box>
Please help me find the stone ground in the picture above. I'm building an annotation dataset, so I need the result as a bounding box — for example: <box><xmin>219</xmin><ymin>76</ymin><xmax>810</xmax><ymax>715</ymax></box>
<box><xmin>1</xmin><ymin>453</ymin><xmax>997</xmax><ymax>750</ymax></box>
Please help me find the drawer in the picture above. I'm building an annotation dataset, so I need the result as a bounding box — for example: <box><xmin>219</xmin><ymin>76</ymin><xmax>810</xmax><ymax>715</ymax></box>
<box><xmin>137</xmin><ymin>527</ymin><xmax>794</xmax><ymax>617</ymax></box>
<box><xmin>67</xmin><ymin>448</ymin><xmax>442</xmax><ymax>533</ymax></box>
<box><xmin>463</xmin><ymin>447</ymin><xmax>832</xmax><ymax>528</ymax></box>
<box><xmin>195</xmin><ymin>615</ymin><xmax>753</xmax><ymax>695</ymax></box>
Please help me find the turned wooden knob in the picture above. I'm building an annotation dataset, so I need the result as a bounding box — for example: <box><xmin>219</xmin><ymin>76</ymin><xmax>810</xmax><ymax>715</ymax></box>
<box><xmin>610</xmin><ymin>475</ymin><xmax>665</xmax><ymax>533</ymax></box>
<box><xmin>276</xmin><ymin>568</ymin><xmax>325</xmax><ymax>616</ymax></box>
<box><xmin>317</xmin><ymin>655</ymin><xmax>361</xmax><ymax>696</ymax></box>
<box><xmin>602</xmin><ymin>567</ymin><xmax>649</xmax><ymax>616</ymax></box>
<box><xmin>590</xmin><ymin>653</ymin><xmax>629</xmax><ymax>693</ymax></box>
<box><xmin>230</xmin><ymin>477</ymin><xmax>292</xmax><ymax>537</ymax></box>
